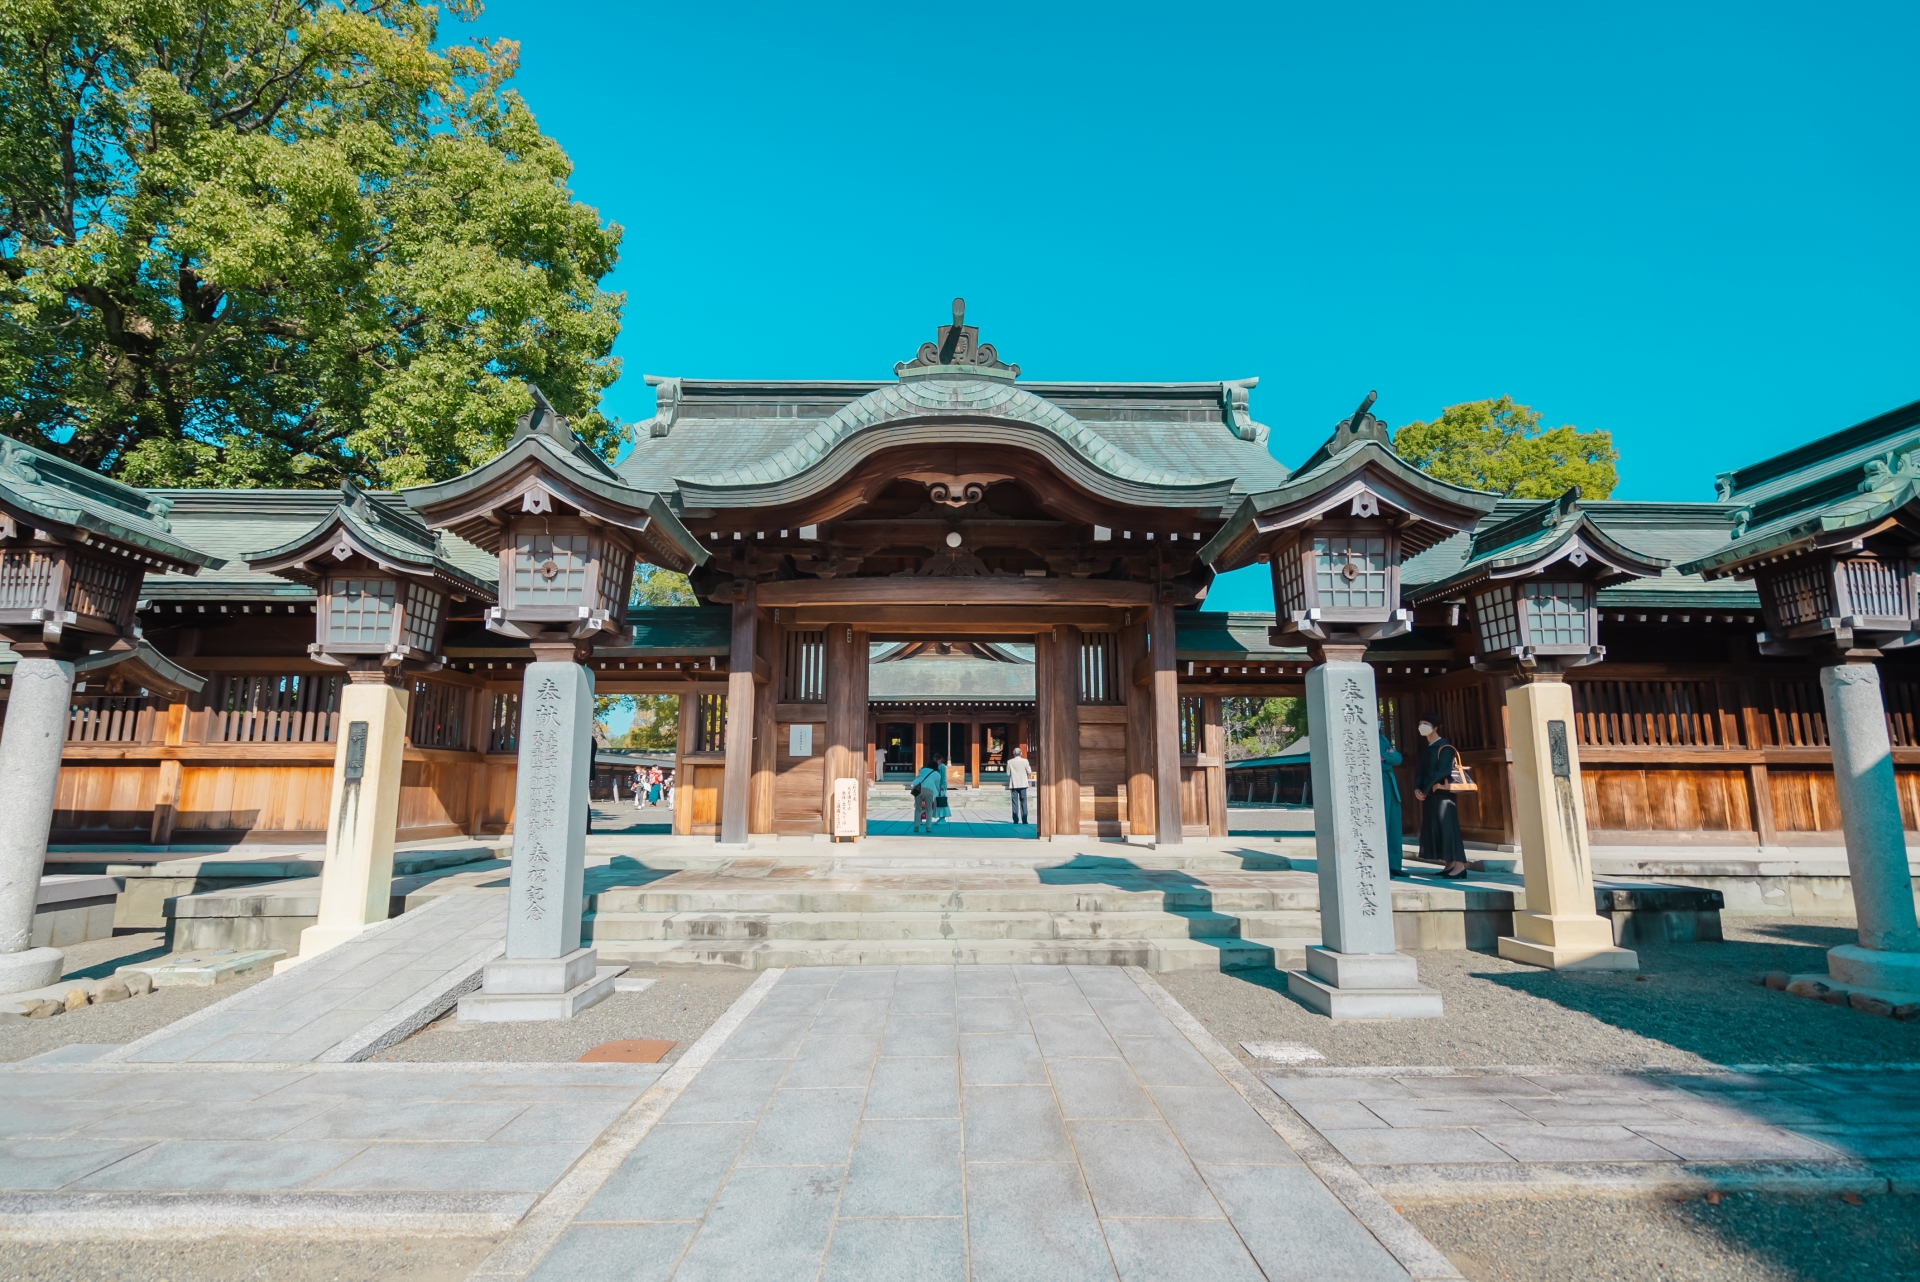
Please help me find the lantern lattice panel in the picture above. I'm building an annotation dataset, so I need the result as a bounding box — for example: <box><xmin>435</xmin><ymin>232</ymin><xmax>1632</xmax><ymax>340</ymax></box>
<box><xmin>402</xmin><ymin>581</ymin><xmax>444</xmax><ymax>652</ymax></box>
<box><xmin>1523</xmin><ymin>581</ymin><xmax>1590</xmax><ymax>646</ymax></box>
<box><xmin>1311</xmin><ymin>534</ymin><xmax>1389</xmax><ymax>609</ymax></box>
<box><xmin>596</xmin><ymin>543</ymin><xmax>633</xmax><ymax>618</ymax></box>
<box><xmin>1841</xmin><ymin>556</ymin><xmax>1911</xmax><ymax>619</ymax></box>
<box><xmin>66</xmin><ymin>553</ymin><xmax>130</xmax><ymax>620</ymax></box>
<box><xmin>1475</xmin><ymin>584</ymin><xmax>1521</xmax><ymax>653</ymax></box>
<box><xmin>1767</xmin><ymin>563</ymin><xmax>1833</xmax><ymax>628</ymax></box>
<box><xmin>0</xmin><ymin>548</ymin><xmax>54</xmax><ymax>609</ymax></box>
<box><xmin>1272</xmin><ymin>544</ymin><xmax>1306</xmax><ymax>616</ymax></box>
<box><xmin>513</xmin><ymin>533</ymin><xmax>590</xmax><ymax>606</ymax></box>
<box><xmin>327</xmin><ymin>578</ymin><xmax>396</xmax><ymax>644</ymax></box>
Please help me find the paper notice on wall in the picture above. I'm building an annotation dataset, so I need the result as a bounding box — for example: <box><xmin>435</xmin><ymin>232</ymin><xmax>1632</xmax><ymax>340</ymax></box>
<box><xmin>789</xmin><ymin>724</ymin><xmax>812</xmax><ymax>757</ymax></box>
<box><xmin>833</xmin><ymin>776</ymin><xmax>860</xmax><ymax>838</ymax></box>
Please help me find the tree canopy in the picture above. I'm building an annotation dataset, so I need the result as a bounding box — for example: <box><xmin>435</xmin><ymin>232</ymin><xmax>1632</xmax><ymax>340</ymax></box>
<box><xmin>1392</xmin><ymin>397</ymin><xmax>1618</xmax><ymax>500</ymax></box>
<box><xmin>0</xmin><ymin>0</ymin><xmax>624</xmax><ymax>488</ymax></box>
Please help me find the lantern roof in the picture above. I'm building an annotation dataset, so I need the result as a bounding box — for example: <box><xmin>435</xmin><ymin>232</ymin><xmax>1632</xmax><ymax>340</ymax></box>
<box><xmin>1404</xmin><ymin>488</ymin><xmax>1670</xmax><ymax>603</ymax></box>
<box><xmin>74</xmin><ymin>638</ymin><xmax>209</xmax><ymax>701</ymax></box>
<box><xmin>1683</xmin><ymin>407</ymin><xmax>1920</xmax><ymax>582</ymax></box>
<box><xmin>0</xmin><ymin>437</ymin><xmax>222</xmax><ymax>574</ymax></box>
<box><xmin>402</xmin><ymin>386</ymin><xmax>707</xmax><ymax>573</ymax></box>
<box><xmin>242</xmin><ymin>479</ymin><xmax>497</xmax><ymax>600</ymax></box>
<box><xmin>1201</xmin><ymin>393</ymin><xmax>1498</xmax><ymax>572</ymax></box>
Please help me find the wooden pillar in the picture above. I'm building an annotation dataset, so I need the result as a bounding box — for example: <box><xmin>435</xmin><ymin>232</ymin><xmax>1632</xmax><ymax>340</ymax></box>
<box><xmin>720</xmin><ymin>589</ymin><xmax>757</xmax><ymax>845</ymax></box>
<box><xmin>1033</xmin><ymin>636</ymin><xmax>1053</xmax><ymax>837</ymax></box>
<box><xmin>823</xmin><ymin>623</ymin><xmax>864</xmax><ymax>836</ymax></box>
<box><xmin>1051</xmin><ymin>626</ymin><xmax>1082</xmax><ymax>839</ymax></box>
<box><xmin>750</xmin><ymin>612</ymin><xmax>777</xmax><ymax>834</ymax></box>
<box><xmin>914</xmin><ymin>720</ymin><xmax>924</xmax><ymax>772</ymax></box>
<box><xmin>1150</xmin><ymin>601</ymin><xmax>1184</xmax><ymax>846</ymax></box>
<box><xmin>1203</xmin><ymin>694</ymin><xmax>1227</xmax><ymax>838</ymax></box>
<box><xmin>149</xmin><ymin>702</ymin><xmax>188</xmax><ymax>847</ymax></box>
<box><xmin>672</xmin><ymin>679</ymin><xmax>697</xmax><ymax>836</ymax></box>
<box><xmin>970</xmin><ymin>720</ymin><xmax>981</xmax><ymax>789</ymax></box>
<box><xmin>1121</xmin><ymin>620</ymin><xmax>1154</xmax><ymax>838</ymax></box>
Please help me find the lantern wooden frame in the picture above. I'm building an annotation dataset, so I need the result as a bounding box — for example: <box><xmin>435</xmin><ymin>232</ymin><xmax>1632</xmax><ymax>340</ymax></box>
<box><xmin>1754</xmin><ymin>545</ymin><xmax>1917</xmax><ymax>644</ymax></box>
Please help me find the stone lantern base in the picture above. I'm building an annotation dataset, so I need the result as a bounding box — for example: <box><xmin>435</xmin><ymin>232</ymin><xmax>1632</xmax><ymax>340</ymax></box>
<box><xmin>456</xmin><ymin>947</ymin><xmax>625</xmax><ymax>1023</ymax></box>
<box><xmin>0</xmin><ymin>947</ymin><xmax>66</xmax><ymax>997</ymax></box>
<box><xmin>1287</xmin><ymin>947</ymin><xmax>1444</xmax><ymax>1020</ymax></box>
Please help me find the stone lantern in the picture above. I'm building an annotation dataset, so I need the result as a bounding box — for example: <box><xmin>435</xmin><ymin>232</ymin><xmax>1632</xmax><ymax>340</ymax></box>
<box><xmin>246</xmin><ymin>480</ymin><xmax>496</xmax><ymax>969</ymax></box>
<box><xmin>1685</xmin><ymin>451</ymin><xmax>1920</xmax><ymax>1007</ymax></box>
<box><xmin>1205</xmin><ymin>392</ymin><xmax>1495</xmax><ymax>1018</ymax></box>
<box><xmin>405</xmin><ymin>387</ymin><xmax>704</xmax><ymax>1019</ymax></box>
<box><xmin>0</xmin><ymin>438</ymin><xmax>221</xmax><ymax>995</ymax></box>
<box><xmin>1408</xmin><ymin>488</ymin><xmax>1669</xmax><ymax>972</ymax></box>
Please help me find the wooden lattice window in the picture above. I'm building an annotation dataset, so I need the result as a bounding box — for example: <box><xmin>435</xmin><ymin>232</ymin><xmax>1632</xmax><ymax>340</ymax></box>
<box><xmin>1078</xmin><ymin>633</ymin><xmax>1118</xmax><ymax>705</ymax></box>
<box><xmin>204</xmin><ymin>673</ymin><xmax>341</xmax><ymax>743</ymax></box>
<box><xmin>1423</xmin><ymin>686</ymin><xmax>1491</xmax><ymax>751</ymax></box>
<box><xmin>783</xmin><ymin>631</ymin><xmax>825</xmax><ymax>702</ymax></box>
<box><xmin>408</xmin><ymin>679</ymin><xmax>470</xmax><ymax>750</ymax></box>
<box><xmin>488</xmin><ymin>691</ymin><xmax>521</xmax><ymax>753</ymax></box>
<box><xmin>696</xmin><ymin>693</ymin><xmax>728</xmax><ymax>752</ymax></box>
<box><xmin>1571</xmin><ymin>680</ymin><xmax>1735</xmax><ymax>748</ymax></box>
<box><xmin>1754</xmin><ymin>680</ymin><xmax>1829</xmax><ymax>748</ymax></box>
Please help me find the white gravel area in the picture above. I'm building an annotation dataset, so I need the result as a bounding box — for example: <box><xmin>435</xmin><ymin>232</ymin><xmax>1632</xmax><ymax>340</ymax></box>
<box><xmin>370</xmin><ymin>966</ymin><xmax>758</xmax><ymax>1064</ymax></box>
<box><xmin>0</xmin><ymin>933</ymin><xmax>270</xmax><ymax>1063</ymax></box>
<box><xmin>1404</xmin><ymin>1190</ymin><xmax>1920</xmax><ymax>1282</ymax></box>
<box><xmin>1156</xmin><ymin>916</ymin><xmax>1920</xmax><ymax>1071</ymax></box>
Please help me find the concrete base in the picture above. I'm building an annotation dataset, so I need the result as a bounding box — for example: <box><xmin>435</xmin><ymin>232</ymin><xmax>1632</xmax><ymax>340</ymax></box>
<box><xmin>1498</xmin><ymin>935</ymin><xmax>1640</xmax><ymax>970</ymax></box>
<box><xmin>274</xmin><ymin>924</ymin><xmax>368</xmax><ymax>974</ymax></box>
<box><xmin>1285</xmin><ymin>945</ymin><xmax>1444</xmax><ymax>1020</ymax></box>
<box><xmin>0</xmin><ymin>947</ymin><xmax>66</xmax><ymax>996</ymax></box>
<box><xmin>118</xmin><ymin>949</ymin><xmax>285</xmax><ymax>988</ymax></box>
<box><xmin>1828</xmin><ymin>944</ymin><xmax>1920</xmax><ymax>992</ymax></box>
<box><xmin>457</xmin><ymin>965</ymin><xmax>625</xmax><ymax>1022</ymax></box>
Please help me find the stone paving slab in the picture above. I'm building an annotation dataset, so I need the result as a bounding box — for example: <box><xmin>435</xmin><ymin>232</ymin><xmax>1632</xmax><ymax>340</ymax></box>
<box><xmin>507</xmin><ymin>964</ymin><xmax>1420</xmax><ymax>1281</ymax></box>
<box><xmin>102</xmin><ymin>891</ymin><xmax>508</xmax><ymax>1064</ymax></box>
<box><xmin>1262</xmin><ymin>1064</ymin><xmax>1920</xmax><ymax>1200</ymax></box>
<box><xmin>0</xmin><ymin>1060</ymin><xmax>664</xmax><ymax>1233</ymax></box>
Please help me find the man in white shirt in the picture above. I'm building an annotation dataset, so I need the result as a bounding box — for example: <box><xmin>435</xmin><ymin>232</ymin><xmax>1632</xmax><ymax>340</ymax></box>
<box><xmin>1005</xmin><ymin>747</ymin><xmax>1034</xmax><ymax>825</ymax></box>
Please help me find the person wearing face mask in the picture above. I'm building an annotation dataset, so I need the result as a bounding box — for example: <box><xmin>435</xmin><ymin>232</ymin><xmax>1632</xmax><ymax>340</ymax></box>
<box><xmin>1412</xmin><ymin>715</ymin><xmax>1469</xmax><ymax>878</ymax></box>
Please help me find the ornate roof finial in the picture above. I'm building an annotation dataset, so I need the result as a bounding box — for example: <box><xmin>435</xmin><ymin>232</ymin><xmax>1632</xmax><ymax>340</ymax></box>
<box><xmin>514</xmin><ymin>384</ymin><xmax>572</xmax><ymax>443</ymax></box>
<box><xmin>895</xmin><ymin>298</ymin><xmax>1020</xmax><ymax>378</ymax></box>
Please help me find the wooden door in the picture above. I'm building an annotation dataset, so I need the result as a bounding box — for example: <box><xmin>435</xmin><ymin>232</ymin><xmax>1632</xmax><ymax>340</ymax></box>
<box><xmin>689</xmin><ymin>765</ymin><xmax>724</xmax><ymax>834</ymax></box>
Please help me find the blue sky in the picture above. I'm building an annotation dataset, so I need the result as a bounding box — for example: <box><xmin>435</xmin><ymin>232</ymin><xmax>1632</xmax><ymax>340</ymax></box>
<box><xmin>460</xmin><ymin>1</ymin><xmax>1919</xmax><ymax>612</ymax></box>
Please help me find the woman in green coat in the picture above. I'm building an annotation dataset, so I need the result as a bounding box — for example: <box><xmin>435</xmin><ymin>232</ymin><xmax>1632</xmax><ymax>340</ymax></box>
<box><xmin>1379</xmin><ymin>729</ymin><xmax>1405</xmax><ymax>877</ymax></box>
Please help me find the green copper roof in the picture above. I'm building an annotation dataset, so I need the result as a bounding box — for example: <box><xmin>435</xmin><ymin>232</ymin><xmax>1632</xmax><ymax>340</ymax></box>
<box><xmin>1405</xmin><ymin>489</ymin><xmax>1671</xmax><ymax>603</ymax></box>
<box><xmin>1176</xmin><ymin>612</ymin><xmax>1306</xmax><ymax>660</ymax></box>
<box><xmin>0</xmin><ymin>437</ymin><xmax>221</xmax><ymax>572</ymax></box>
<box><xmin>244</xmin><ymin>480</ymin><xmax>497</xmax><ymax>599</ymax></box>
<box><xmin>1405</xmin><ymin>500</ymin><xmax>1759</xmax><ymax>609</ymax></box>
<box><xmin>619</xmin><ymin>377</ymin><xmax>1292</xmax><ymax>514</ymax></box>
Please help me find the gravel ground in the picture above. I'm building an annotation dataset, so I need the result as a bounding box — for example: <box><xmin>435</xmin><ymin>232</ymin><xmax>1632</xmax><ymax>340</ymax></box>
<box><xmin>370</xmin><ymin>966</ymin><xmax>758</xmax><ymax>1064</ymax></box>
<box><xmin>0</xmin><ymin>933</ymin><xmax>270</xmax><ymax>1063</ymax></box>
<box><xmin>1403</xmin><ymin>1191</ymin><xmax>1920</xmax><ymax>1282</ymax></box>
<box><xmin>1157</xmin><ymin>916</ymin><xmax>1920</xmax><ymax>1070</ymax></box>
<box><xmin>2</xmin><ymin>1235</ymin><xmax>498</xmax><ymax>1282</ymax></box>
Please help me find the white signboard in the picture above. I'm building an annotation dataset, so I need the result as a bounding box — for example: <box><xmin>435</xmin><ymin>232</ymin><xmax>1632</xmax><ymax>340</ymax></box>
<box><xmin>833</xmin><ymin>777</ymin><xmax>860</xmax><ymax>838</ymax></box>
<box><xmin>789</xmin><ymin>724</ymin><xmax>813</xmax><ymax>757</ymax></box>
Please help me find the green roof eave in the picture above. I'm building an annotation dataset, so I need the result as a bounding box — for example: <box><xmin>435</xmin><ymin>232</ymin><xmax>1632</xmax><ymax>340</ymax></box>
<box><xmin>1404</xmin><ymin>495</ymin><xmax>1670</xmax><ymax>604</ymax></box>
<box><xmin>0</xmin><ymin>438</ymin><xmax>222</xmax><ymax>572</ymax></box>
<box><xmin>1201</xmin><ymin>440</ymin><xmax>1497</xmax><ymax>571</ymax></box>
<box><xmin>243</xmin><ymin>497</ymin><xmax>497</xmax><ymax>601</ymax></box>
<box><xmin>1679</xmin><ymin>476</ymin><xmax>1920</xmax><ymax>580</ymax></box>
<box><xmin>672</xmin><ymin>371</ymin><xmax>1237</xmax><ymax>512</ymax></box>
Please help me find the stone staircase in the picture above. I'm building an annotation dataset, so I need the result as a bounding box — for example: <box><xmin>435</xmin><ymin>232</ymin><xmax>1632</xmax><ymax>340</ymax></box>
<box><xmin>580</xmin><ymin>850</ymin><xmax>1326</xmax><ymax>973</ymax></box>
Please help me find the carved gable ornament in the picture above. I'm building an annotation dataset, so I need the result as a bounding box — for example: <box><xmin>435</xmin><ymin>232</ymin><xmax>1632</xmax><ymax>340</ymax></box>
<box><xmin>894</xmin><ymin>298</ymin><xmax>1020</xmax><ymax>379</ymax></box>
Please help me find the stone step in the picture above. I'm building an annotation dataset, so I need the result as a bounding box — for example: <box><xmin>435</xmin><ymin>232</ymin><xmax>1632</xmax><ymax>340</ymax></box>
<box><xmin>589</xmin><ymin>886</ymin><xmax>1274</xmax><ymax>915</ymax></box>
<box><xmin>589</xmin><ymin>935</ymin><xmax>1276</xmax><ymax>973</ymax></box>
<box><xmin>582</xmin><ymin>908</ymin><xmax>1248</xmax><ymax>944</ymax></box>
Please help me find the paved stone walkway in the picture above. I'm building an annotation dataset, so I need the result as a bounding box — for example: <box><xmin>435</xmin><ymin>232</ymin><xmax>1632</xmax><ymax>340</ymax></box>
<box><xmin>1265</xmin><ymin>1065</ymin><xmax>1920</xmax><ymax>1201</ymax></box>
<box><xmin>0</xmin><ymin>1059</ymin><xmax>663</xmax><ymax>1233</ymax></box>
<box><xmin>511</xmin><ymin>965</ymin><xmax>1414</xmax><ymax>1281</ymax></box>
<box><xmin>106</xmin><ymin>891</ymin><xmax>507</xmax><ymax>1064</ymax></box>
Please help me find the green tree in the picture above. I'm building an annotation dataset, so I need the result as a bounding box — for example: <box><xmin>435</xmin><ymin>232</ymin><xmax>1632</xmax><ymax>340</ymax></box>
<box><xmin>1224</xmin><ymin>696</ymin><xmax>1304</xmax><ymax>760</ymax></box>
<box><xmin>1393</xmin><ymin>397</ymin><xmax>1618</xmax><ymax>499</ymax></box>
<box><xmin>0</xmin><ymin>0</ymin><xmax>624</xmax><ymax>487</ymax></box>
<box><xmin>618</xmin><ymin>694</ymin><xmax>679</xmax><ymax>750</ymax></box>
<box><xmin>632</xmin><ymin>565</ymin><xmax>694</xmax><ymax>608</ymax></box>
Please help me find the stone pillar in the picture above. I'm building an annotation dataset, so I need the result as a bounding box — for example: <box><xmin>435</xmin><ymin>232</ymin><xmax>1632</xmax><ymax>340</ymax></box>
<box><xmin>0</xmin><ymin>657</ymin><xmax>74</xmax><ymax>995</ymax></box>
<box><xmin>1286</xmin><ymin>653</ymin><xmax>1442</xmax><ymax>1018</ymax></box>
<box><xmin>720</xmin><ymin>592</ymin><xmax>756</xmax><ymax>847</ymax></box>
<box><xmin>1818</xmin><ymin>662</ymin><xmax>1920</xmax><ymax>994</ymax></box>
<box><xmin>1497</xmin><ymin>678</ymin><xmax>1637</xmax><ymax>971</ymax></box>
<box><xmin>459</xmin><ymin>658</ymin><xmax>622</xmax><ymax>1021</ymax></box>
<box><xmin>1150</xmin><ymin>601</ymin><xmax>1184</xmax><ymax>847</ymax></box>
<box><xmin>274</xmin><ymin>677</ymin><xmax>411</xmax><ymax>974</ymax></box>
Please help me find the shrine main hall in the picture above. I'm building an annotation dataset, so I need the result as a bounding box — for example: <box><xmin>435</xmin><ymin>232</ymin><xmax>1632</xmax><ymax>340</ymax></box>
<box><xmin>15</xmin><ymin>304</ymin><xmax>1920</xmax><ymax>869</ymax></box>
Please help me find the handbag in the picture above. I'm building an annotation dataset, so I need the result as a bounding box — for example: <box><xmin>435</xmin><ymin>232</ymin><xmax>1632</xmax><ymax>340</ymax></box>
<box><xmin>1443</xmin><ymin>747</ymin><xmax>1478</xmax><ymax>793</ymax></box>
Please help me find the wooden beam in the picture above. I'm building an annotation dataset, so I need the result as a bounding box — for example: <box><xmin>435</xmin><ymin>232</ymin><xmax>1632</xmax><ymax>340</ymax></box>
<box><xmin>760</xmin><ymin>578</ymin><xmax>1154</xmax><ymax>608</ymax></box>
<box><xmin>673</xmin><ymin>686</ymin><xmax>696</xmax><ymax>836</ymax></box>
<box><xmin>823</xmin><ymin>623</ymin><xmax>862</xmax><ymax>839</ymax></box>
<box><xmin>1131</xmin><ymin>654</ymin><xmax>1153</xmax><ymax>689</ymax></box>
<box><xmin>1151</xmin><ymin>601</ymin><xmax>1184</xmax><ymax>846</ymax></box>
<box><xmin>1203</xmin><ymin>695</ymin><xmax>1227</xmax><ymax>838</ymax></box>
<box><xmin>720</xmin><ymin>588</ymin><xmax>757</xmax><ymax>844</ymax></box>
<box><xmin>794</xmin><ymin>606</ymin><xmax>1130</xmax><ymax>632</ymax></box>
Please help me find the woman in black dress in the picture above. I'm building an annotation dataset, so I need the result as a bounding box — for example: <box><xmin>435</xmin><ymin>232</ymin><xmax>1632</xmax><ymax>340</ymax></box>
<box><xmin>1413</xmin><ymin>714</ymin><xmax>1469</xmax><ymax>878</ymax></box>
